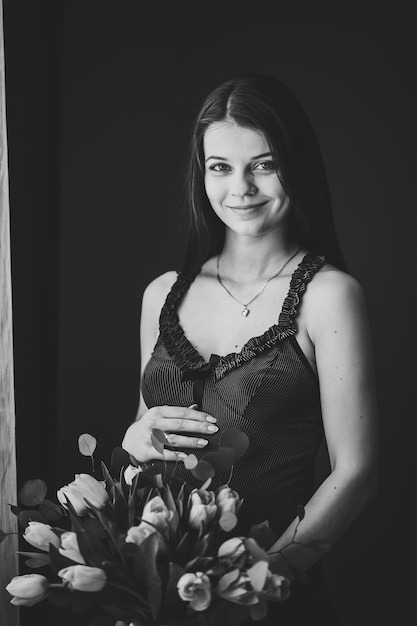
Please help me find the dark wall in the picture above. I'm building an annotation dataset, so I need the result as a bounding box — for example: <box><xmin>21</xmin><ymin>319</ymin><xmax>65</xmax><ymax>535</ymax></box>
<box><xmin>4</xmin><ymin>1</ymin><xmax>416</xmax><ymax>625</ymax></box>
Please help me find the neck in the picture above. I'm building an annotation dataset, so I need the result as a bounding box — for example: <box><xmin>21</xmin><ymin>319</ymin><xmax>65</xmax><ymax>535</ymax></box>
<box><xmin>219</xmin><ymin>230</ymin><xmax>299</xmax><ymax>282</ymax></box>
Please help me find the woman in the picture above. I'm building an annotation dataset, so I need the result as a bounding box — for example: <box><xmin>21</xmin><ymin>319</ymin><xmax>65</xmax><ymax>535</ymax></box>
<box><xmin>122</xmin><ymin>73</ymin><xmax>378</xmax><ymax>623</ymax></box>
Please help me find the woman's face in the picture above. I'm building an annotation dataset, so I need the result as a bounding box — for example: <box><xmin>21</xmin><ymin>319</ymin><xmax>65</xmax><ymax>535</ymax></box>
<box><xmin>203</xmin><ymin>121</ymin><xmax>290</xmax><ymax>238</ymax></box>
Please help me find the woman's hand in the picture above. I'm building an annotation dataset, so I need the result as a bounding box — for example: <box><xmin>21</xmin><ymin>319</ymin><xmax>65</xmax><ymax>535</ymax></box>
<box><xmin>121</xmin><ymin>404</ymin><xmax>218</xmax><ymax>463</ymax></box>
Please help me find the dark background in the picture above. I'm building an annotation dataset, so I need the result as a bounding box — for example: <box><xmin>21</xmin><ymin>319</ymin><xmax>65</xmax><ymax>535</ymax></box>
<box><xmin>3</xmin><ymin>0</ymin><xmax>416</xmax><ymax>624</ymax></box>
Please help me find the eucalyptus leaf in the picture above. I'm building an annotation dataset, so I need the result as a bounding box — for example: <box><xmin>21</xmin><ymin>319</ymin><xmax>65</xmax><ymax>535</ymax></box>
<box><xmin>219</xmin><ymin>511</ymin><xmax>237</xmax><ymax>532</ymax></box>
<box><xmin>249</xmin><ymin>520</ymin><xmax>277</xmax><ymax>549</ymax></box>
<box><xmin>78</xmin><ymin>433</ymin><xmax>97</xmax><ymax>457</ymax></box>
<box><xmin>244</xmin><ymin>537</ymin><xmax>269</xmax><ymax>562</ymax></box>
<box><xmin>200</xmin><ymin>447</ymin><xmax>236</xmax><ymax>475</ymax></box>
<box><xmin>219</xmin><ymin>428</ymin><xmax>249</xmax><ymax>458</ymax></box>
<box><xmin>18</xmin><ymin>478</ymin><xmax>47</xmax><ymax>506</ymax></box>
<box><xmin>191</xmin><ymin>460</ymin><xmax>215</xmax><ymax>481</ymax></box>
<box><xmin>17</xmin><ymin>509</ymin><xmax>44</xmax><ymax>528</ymax></box>
<box><xmin>39</xmin><ymin>498</ymin><xmax>63</xmax><ymax>522</ymax></box>
<box><xmin>184</xmin><ymin>454</ymin><xmax>198</xmax><ymax>470</ymax></box>
<box><xmin>151</xmin><ymin>430</ymin><xmax>165</xmax><ymax>456</ymax></box>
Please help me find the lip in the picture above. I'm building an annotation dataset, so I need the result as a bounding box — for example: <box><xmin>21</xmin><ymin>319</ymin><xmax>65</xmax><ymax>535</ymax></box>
<box><xmin>226</xmin><ymin>201</ymin><xmax>268</xmax><ymax>210</ymax></box>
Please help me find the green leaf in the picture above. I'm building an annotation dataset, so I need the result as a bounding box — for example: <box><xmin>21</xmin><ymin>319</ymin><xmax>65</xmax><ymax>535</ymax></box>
<box><xmin>249</xmin><ymin>598</ymin><xmax>268</xmax><ymax>621</ymax></box>
<box><xmin>247</xmin><ymin>560</ymin><xmax>268</xmax><ymax>592</ymax></box>
<box><xmin>78</xmin><ymin>433</ymin><xmax>97</xmax><ymax>457</ymax></box>
<box><xmin>0</xmin><ymin>529</ymin><xmax>8</xmax><ymax>544</ymax></box>
<box><xmin>219</xmin><ymin>428</ymin><xmax>249</xmax><ymax>459</ymax></box>
<box><xmin>49</xmin><ymin>543</ymin><xmax>78</xmax><ymax>575</ymax></box>
<box><xmin>18</xmin><ymin>479</ymin><xmax>48</xmax><ymax>506</ymax></box>
<box><xmin>48</xmin><ymin>585</ymin><xmax>74</xmax><ymax>608</ymax></box>
<box><xmin>140</xmin><ymin>532</ymin><xmax>162</xmax><ymax>619</ymax></box>
<box><xmin>9</xmin><ymin>504</ymin><xmax>21</xmax><ymax>516</ymax></box>
<box><xmin>219</xmin><ymin>511</ymin><xmax>237</xmax><ymax>532</ymax></box>
<box><xmin>191</xmin><ymin>460</ymin><xmax>215</xmax><ymax>481</ymax></box>
<box><xmin>39</xmin><ymin>499</ymin><xmax>63</xmax><ymax>522</ymax></box>
<box><xmin>17</xmin><ymin>551</ymin><xmax>50</xmax><ymax>568</ymax></box>
<box><xmin>110</xmin><ymin>446</ymin><xmax>131</xmax><ymax>477</ymax></box>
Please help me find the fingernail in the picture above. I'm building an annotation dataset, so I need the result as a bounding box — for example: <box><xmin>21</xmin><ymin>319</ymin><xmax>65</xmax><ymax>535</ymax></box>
<box><xmin>176</xmin><ymin>452</ymin><xmax>187</xmax><ymax>459</ymax></box>
<box><xmin>197</xmin><ymin>439</ymin><xmax>208</xmax><ymax>446</ymax></box>
<box><xmin>207</xmin><ymin>425</ymin><xmax>218</xmax><ymax>433</ymax></box>
<box><xmin>206</xmin><ymin>415</ymin><xmax>217</xmax><ymax>423</ymax></box>
<box><xmin>189</xmin><ymin>404</ymin><xmax>198</xmax><ymax>409</ymax></box>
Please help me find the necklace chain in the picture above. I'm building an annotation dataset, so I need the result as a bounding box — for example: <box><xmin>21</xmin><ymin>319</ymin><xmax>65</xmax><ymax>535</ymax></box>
<box><xmin>216</xmin><ymin>247</ymin><xmax>300</xmax><ymax>317</ymax></box>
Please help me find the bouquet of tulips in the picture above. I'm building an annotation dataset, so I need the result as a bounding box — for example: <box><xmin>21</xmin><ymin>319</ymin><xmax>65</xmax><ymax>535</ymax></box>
<box><xmin>2</xmin><ymin>427</ymin><xmax>307</xmax><ymax>626</ymax></box>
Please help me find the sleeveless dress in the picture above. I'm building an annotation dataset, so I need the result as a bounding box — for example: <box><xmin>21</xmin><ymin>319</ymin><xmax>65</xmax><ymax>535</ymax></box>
<box><xmin>142</xmin><ymin>252</ymin><xmax>341</xmax><ymax>624</ymax></box>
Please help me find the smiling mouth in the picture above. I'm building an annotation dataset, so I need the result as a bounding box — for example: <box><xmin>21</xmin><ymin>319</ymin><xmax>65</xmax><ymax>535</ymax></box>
<box><xmin>227</xmin><ymin>201</ymin><xmax>268</xmax><ymax>210</ymax></box>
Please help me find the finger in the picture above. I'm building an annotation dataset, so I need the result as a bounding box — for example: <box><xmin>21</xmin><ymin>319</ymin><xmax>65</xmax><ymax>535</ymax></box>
<box><xmin>165</xmin><ymin>433</ymin><xmax>210</xmax><ymax>449</ymax></box>
<box><xmin>160</xmin><ymin>405</ymin><xmax>217</xmax><ymax>424</ymax></box>
<box><xmin>163</xmin><ymin>417</ymin><xmax>218</xmax><ymax>436</ymax></box>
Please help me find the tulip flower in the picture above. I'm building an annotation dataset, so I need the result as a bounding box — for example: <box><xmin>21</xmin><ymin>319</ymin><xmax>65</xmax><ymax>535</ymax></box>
<box><xmin>124</xmin><ymin>464</ymin><xmax>142</xmax><ymax>486</ymax></box>
<box><xmin>188</xmin><ymin>489</ymin><xmax>217</xmax><ymax>530</ymax></box>
<box><xmin>217</xmin><ymin>571</ymin><xmax>258</xmax><ymax>605</ymax></box>
<box><xmin>58</xmin><ymin>565</ymin><xmax>107</xmax><ymax>592</ymax></box>
<box><xmin>217</xmin><ymin>536</ymin><xmax>246</xmax><ymax>560</ymax></box>
<box><xmin>177</xmin><ymin>572</ymin><xmax>211</xmax><ymax>611</ymax></box>
<box><xmin>57</xmin><ymin>473</ymin><xmax>109</xmax><ymax>516</ymax></box>
<box><xmin>141</xmin><ymin>495</ymin><xmax>173</xmax><ymax>530</ymax></box>
<box><xmin>59</xmin><ymin>531</ymin><xmax>85</xmax><ymax>564</ymax></box>
<box><xmin>6</xmin><ymin>574</ymin><xmax>49</xmax><ymax>606</ymax></box>
<box><xmin>216</xmin><ymin>485</ymin><xmax>241</xmax><ymax>516</ymax></box>
<box><xmin>125</xmin><ymin>523</ymin><xmax>155</xmax><ymax>545</ymax></box>
<box><xmin>23</xmin><ymin>521</ymin><xmax>61</xmax><ymax>552</ymax></box>
<box><xmin>261</xmin><ymin>572</ymin><xmax>291</xmax><ymax>601</ymax></box>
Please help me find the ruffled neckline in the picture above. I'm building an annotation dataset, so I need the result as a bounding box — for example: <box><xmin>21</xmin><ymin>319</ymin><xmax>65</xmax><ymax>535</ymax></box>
<box><xmin>159</xmin><ymin>252</ymin><xmax>326</xmax><ymax>381</ymax></box>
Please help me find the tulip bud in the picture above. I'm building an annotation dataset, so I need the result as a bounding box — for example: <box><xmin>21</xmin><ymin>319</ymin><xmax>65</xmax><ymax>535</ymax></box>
<box><xmin>216</xmin><ymin>485</ymin><xmax>241</xmax><ymax>516</ymax></box>
<box><xmin>125</xmin><ymin>523</ymin><xmax>155</xmax><ymax>545</ymax></box>
<box><xmin>59</xmin><ymin>531</ymin><xmax>85</xmax><ymax>564</ymax></box>
<box><xmin>6</xmin><ymin>574</ymin><xmax>49</xmax><ymax>606</ymax></box>
<box><xmin>141</xmin><ymin>496</ymin><xmax>173</xmax><ymax>531</ymax></box>
<box><xmin>188</xmin><ymin>490</ymin><xmax>217</xmax><ymax>531</ymax></box>
<box><xmin>23</xmin><ymin>521</ymin><xmax>61</xmax><ymax>552</ymax></box>
<box><xmin>177</xmin><ymin>572</ymin><xmax>211</xmax><ymax>611</ymax></box>
<box><xmin>217</xmin><ymin>536</ymin><xmax>246</xmax><ymax>560</ymax></box>
<box><xmin>217</xmin><ymin>571</ymin><xmax>258</xmax><ymax>605</ymax></box>
<box><xmin>57</xmin><ymin>473</ymin><xmax>109</xmax><ymax>516</ymax></box>
<box><xmin>124</xmin><ymin>464</ymin><xmax>142</xmax><ymax>486</ymax></box>
<box><xmin>58</xmin><ymin>565</ymin><xmax>107</xmax><ymax>592</ymax></box>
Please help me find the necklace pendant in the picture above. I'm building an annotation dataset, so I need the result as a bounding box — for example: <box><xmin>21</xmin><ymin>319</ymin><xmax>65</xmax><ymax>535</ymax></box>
<box><xmin>241</xmin><ymin>307</ymin><xmax>250</xmax><ymax>317</ymax></box>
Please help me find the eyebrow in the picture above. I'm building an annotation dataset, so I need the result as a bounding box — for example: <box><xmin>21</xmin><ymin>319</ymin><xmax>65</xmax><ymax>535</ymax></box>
<box><xmin>204</xmin><ymin>152</ymin><xmax>273</xmax><ymax>163</ymax></box>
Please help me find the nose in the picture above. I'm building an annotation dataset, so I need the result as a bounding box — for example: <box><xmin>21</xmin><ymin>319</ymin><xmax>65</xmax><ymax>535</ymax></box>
<box><xmin>230</xmin><ymin>170</ymin><xmax>257</xmax><ymax>197</ymax></box>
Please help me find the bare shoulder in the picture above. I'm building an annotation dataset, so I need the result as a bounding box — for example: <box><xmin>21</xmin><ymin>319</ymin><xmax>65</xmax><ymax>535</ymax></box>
<box><xmin>303</xmin><ymin>264</ymin><xmax>368</xmax><ymax>336</ymax></box>
<box><xmin>142</xmin><ymin>270</ymin><xmax>179</xmax><ymax>315</ymax></box>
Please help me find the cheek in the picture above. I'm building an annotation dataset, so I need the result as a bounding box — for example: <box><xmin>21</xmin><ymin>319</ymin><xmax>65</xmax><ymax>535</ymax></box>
<box><xmin>204</xmin><ymin>178</ymin><xmax>224</xmax><ymax>205</ymax></box>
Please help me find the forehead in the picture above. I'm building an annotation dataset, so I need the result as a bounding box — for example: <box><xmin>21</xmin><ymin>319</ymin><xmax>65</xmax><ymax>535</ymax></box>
<box><xmin>203</xmin><ymin>122</ymin><xmax>269</xmax><ymax>157</ymax></box>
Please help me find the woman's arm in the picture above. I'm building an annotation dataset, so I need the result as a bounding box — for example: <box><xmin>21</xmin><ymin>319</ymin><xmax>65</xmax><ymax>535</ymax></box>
<box><xmin>122</xmin><ymin>272</ymin><xmax>219</xmax><ymax>462</ymax></box>
<box><xmin>268</xmin><ymin>270</ymin><xmax>378</xmax><ymax>576</ymax></box>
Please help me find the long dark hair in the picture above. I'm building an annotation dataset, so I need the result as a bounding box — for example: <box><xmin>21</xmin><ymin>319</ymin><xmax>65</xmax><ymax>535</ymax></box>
<box><xmin>180</xmin><ymin>73</ymin><xmax>347</xmax><ymax>273</ymax></box>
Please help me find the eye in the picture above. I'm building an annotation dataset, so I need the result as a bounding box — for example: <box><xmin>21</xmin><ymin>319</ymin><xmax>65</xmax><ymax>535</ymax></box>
<box><xmin>253</xmin><ymin>160</ymin><xmax>276</xmax><ymax>172</ymax></box>
<box><xmin>207</xmin><ymin>162</ymin><xmax>231</xmax><ymax>173</ymax></box>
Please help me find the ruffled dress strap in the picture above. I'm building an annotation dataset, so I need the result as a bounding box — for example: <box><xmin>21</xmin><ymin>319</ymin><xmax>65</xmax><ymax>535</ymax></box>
<box><xmin>158</xmin><ymin>253</ymin><xmax>326</xmax><ymax>381</ymax></box>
